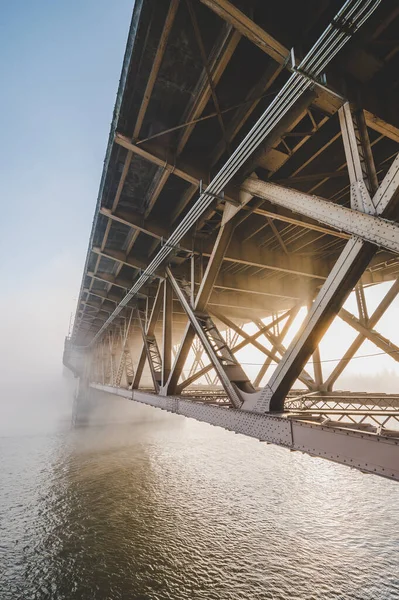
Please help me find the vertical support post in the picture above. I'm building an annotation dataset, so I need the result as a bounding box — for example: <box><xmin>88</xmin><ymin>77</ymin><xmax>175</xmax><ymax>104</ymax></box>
<box><xmin>132</xmin><ymin>281</ymin><xmax>164</xmax><ymax>389</ymax></box>
<box><xmin>162</xmin><ymin>278</ymin><xmax>173</xmax><ymax>386</ymax></box>
<box><xmin>165</xmin><ymin>214</ymin><xmax>236</xmax><ymax>394</ymax></box>
<box><xmin>190</xmin><ymin>253</ymin><xmax>195</xmax><ymax>306</ymax></box>
<box><xmin>253</xmin><ymin>307</ymin><xmax>300</xmax><ymax>387</ymax></box>
<box><xmin>307</xmin><ymin>299</ymin><xmax>323</xmax><ymax>388</ymax></box>
<box><xmin>339</xmin><ymin>102</ymin><xmax>378</xmax><ymax>211</ymax></box>
<box><xmin>355</xmin><ymin>283</ymin><xmax>369</xmax><ymax>324</ymax></box>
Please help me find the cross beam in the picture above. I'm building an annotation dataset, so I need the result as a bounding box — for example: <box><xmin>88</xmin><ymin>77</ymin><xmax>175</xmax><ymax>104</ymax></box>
<box><xmin>242</xmin><ymin>153</ymin><xmax>399</xmax><ymax>255</ymax></box>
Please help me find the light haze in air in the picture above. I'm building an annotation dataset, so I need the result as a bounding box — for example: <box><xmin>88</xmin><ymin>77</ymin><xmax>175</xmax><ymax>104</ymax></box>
<box><xmin>1</xmin><ymin>0</ymin><xmax>398</xmax><ymax>434</ymax></box>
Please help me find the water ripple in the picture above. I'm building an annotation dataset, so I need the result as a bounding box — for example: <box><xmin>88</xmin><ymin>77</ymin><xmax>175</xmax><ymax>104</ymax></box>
<box><xmin>1</xmin><ymin>410</ymin><xmax>399</xmax><ymax>599</ymax></box>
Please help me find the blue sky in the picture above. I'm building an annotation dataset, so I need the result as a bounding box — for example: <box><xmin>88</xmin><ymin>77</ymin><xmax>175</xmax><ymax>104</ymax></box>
<box><xmin>0</xmin><ymin>1</ymin><xmax>133</xmax><ymax>401</ymax></box>
<box><xmin>0</xmin><ymin>0</ymin><xmax>132</xmax><ymax>283</ymax></box>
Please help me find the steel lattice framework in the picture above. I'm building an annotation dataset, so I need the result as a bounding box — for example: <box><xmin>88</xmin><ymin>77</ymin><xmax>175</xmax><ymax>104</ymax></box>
<box><xmin>64</xmin><ymin>0</ymin><xmax>399</xmax><ymax>481</ymax></box>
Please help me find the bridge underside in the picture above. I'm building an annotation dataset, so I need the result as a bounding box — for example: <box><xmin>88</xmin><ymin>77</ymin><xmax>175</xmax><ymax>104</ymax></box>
<box><xmin>66</xmin><ymin>0</ymin><xmax>399</xmax><ymax>480</ymax></box>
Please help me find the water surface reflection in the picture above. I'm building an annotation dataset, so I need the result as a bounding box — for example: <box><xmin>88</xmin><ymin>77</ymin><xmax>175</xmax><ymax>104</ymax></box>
<box><xmin>1</xmin><ymin>401</ymin><xmax>399</xmax><ymax>599</ymax></box>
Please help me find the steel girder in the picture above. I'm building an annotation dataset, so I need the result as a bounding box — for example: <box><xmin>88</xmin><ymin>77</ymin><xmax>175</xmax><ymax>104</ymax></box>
<box><xmin>166</xmin><ymin>267</ymin><xmax>255</xmax><ymax>407</ymax></box>
<box><xmin>241</xmin><ymin>154</ymin><xmax>399</xmax><ymax>255</ymax></box>
<box><xmin>210</xmin><ymin>308</ymin><xmax>316</xmax><ymax>390</ymax></box>
<box><xmin>90</xmin><ymin>383</ymin><xmax>399</xmax><ymax>482</ymax></box>
<box><xmin>324</xmin><ymin>277</ymin><xmax>399</xmax><ymax>389</ymax></box>
<box><xmin>162</xmin><ymin>279</ymin><xmax>173</xmax><ymax>387</ymax></box>
<box><xmin>176</xmin><ymin>309</ymin><xmax>296</xmax><ymax>393</ymax></box>
<box><xmin>165</xmin><ymin>215</ymin><xmax>236</xmax><ymax>394</ymax></box>
<box><xmin>132</xmin><ymin>281</ymin><xmax>164</xmax><ymax>389</ymax></box>
<box><xmin>137</xmin><ymin>308</ymin><xmax>163</xmax><ymax>392</ymax></box>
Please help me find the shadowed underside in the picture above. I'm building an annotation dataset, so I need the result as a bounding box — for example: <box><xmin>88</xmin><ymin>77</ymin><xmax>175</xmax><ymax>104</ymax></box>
<box><xmin>65</xmin><ymin>0</ymin><xmax>399</xmax><ymax>480</ymax></box>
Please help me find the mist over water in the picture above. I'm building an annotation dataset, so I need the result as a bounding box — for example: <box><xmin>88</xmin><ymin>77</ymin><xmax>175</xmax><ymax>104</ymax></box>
<box><xmin>1</xmin><ymin>387</ymin><xmax>399</xmax><ymax>600</ymax></box>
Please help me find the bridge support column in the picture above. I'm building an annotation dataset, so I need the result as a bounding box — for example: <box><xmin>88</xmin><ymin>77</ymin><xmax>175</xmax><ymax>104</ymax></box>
<box><xmin>167</xmin><ymin>267</ymin><xmax>255</xmax><ymax>407</ymax></box>
<box><xmin>165</xmin><ymin>214</ymin><xmax>236</xmax><ymax>394</ymax></box>
<box><xmin>252</xmin><ymin>308</ymin><xmax>300</xmax><ymax>387</ymax></box>
<box><xmin>132</xmin><ymin>281</ymin><xmax>164</xmax><ymax>389</ymax></box>
<box><xmin>162</xmin><ymin>278</ymin><xmax>173</xmax><ymax>387</ymax></box>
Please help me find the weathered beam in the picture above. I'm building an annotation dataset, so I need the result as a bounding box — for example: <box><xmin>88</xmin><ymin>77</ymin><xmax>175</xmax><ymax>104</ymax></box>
<box><xmin>90</xmin><ymin>384</ymin><xmax>399</xmax><ymax>482</ymax></box>
<box><xmin>199</xmin><ymin>0</ymin><xmax>340</xmax><ymax>118</ymax></box>
<box><xmin>178</xmin><ymin>308</ymin><xmax>296</xmax><ymax>391</ymax></box>
<box><xmin>177</xmin><ymin>24</ymin><xmax>241</xmax><ymax>154</ymax></box>
<box><xmin>114</xmin><ymin>132</ymin><xmax>353</xmax><ymax>244</ymax></box>
<box><xmin>132</xmin><ymin>281</ymin><xmax>164</xmax><ymax>389</ymax></box>
<box><xmin>114</xmin><ymin>134</ymin><xmax>203</xmax><ymax>186</ymax></box>
<box><xmin>251</xmin><ymin>207</ymin><xmax>349</xmax><ymax>240</ymax></box>
<box><xmin>167</xmin><ymin>269</ymin><xmax>254</xmax><ymax>407</ymax></box>
<box><xmin>134</xmin><ymin>24</ymin><xmax>241</xmax><ymax>222</ymax></box>
<box><xmin>102</xmin><ymin>196</ymin><xmax>349</xmax><ymax>253</ymax></box>
<box><xmin>199</xmin><ymin>0</ymin><xmax>288</xmax><ymax>64</ymax></box>
<box><xmin>364</xmin><ymin>110</ymin><xmax>399</xmax><ymax>144</ymax></box>
<box><xmin>99</xmin><ymin>206</ymin><xmax>168</xmax><ymax>240</ymax></box>
<box><xmin>243</xmin><ymin>238</ymin><xmax>377</xmax><ymax>412</ymax></box>
<box><xmin>137</xmin><ymin>308</ymin><xmax>163</xmax><ymax>392</ymax></box>
<box><xmin>219</xmin><ymin>236</ymin><xmax>329</xmax><ymax>279</ymax></box>
<box><xmin>166</xmin><ymin>214</ymin><xmax>236</xmax><ymax>394</ymax></box>
<box><xmin>339</xmin><ymin>308</ymin><xmax>399</xmax><ymax>362</ymax></box>
<box><xmin>91</xmin><ymin>246</ymin><xmax>152</xmax><ymax>273</ymax></box>
<box><xmin>97</xmin><ymin>1</ymin><xmax>180</xmax><ymax>265</ymax></box>
<box><xmin>133</xmin><ymin>0</ymin><xmax>180</xmax><ymax>140</ymax></box>
<box><xmin>88</xmin><ymin>270</ymin><xmax>130</xmax><ymax>291</ymax></box>
<box><xmin>242</xmin><ymin>159</ymin><xmax>399</xmax><ymax>255</ymax></box>
<box><xmin>339</xmin><ymin>103</ymin><xmax>378</xmax><ymax>206</ymax></box>
<box><xmin>210</xmin><ymin>309</ymin><xmax>315</xmax><ymax>390</ymax></box>
<box><xmin>253</xmin><ymin>307</ymin><xmax>300</xmax><ymax>387</ymax></box>
<box><xmin>162</xmin><ymin>278</ymin><xmax>173</xmax><ymax>386</ymax></box>
<box><xmin>324</xmin><ymin>277</ymin><xmax>399</xmax><ymax>388</ymax></box>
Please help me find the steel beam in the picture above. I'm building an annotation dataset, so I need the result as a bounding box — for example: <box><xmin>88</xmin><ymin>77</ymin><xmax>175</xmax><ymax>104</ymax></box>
<box><xmin>165</xmin><ymin>215</ymin><xmax>236</xmax><ymax>394</ymax></box>
<box><xmin>162</xmin><ymin>278</ymin><xmax>173</xmax><ymax>387</ymax></box>
<box><xmin>133</xmin><ymin>0</ymin><xmax>180</xmax><ymax>140</ymax></box>
<box><xmin>177</xmin><ymin>308</ymin><xmax>296</xmax><ymax>392</ymax></box>
<box><xmin>176</xmin><ymin>23</ymin><xmax>241</xmax><ymax>154</ymax></box>
<box><xmin>75</xmin><ymin>3</ymin><xmax>382</xmax><ymax>345</ymax></box>
<box><xmin>137</xmin><ymin>308</ymin><xmax>163</xmax><ymax>392</ymax></box>
<box><xmin>132</xmin><ymin>281</ymin><xmax>164</xmax><ymax>389</ymax></box>
<box><xmin>210</xmin><ymin>309</ymin><xmax>315</xmax><ymax>390</ymax></box>
<box><xmin>324</xmin><ymin>277</ymin><xmax>399</xmax><ymax>389</ymax></box>
<box><xmin>242</xmin><ymin>156</ymin><xmax>399</xmax><ymax>255</ymax></box>
<box><xmin>339</xmin><ymin>307</ymin><xmax>399</xmax><ymax>361</ymax></box>
<box><xmin>166</xmin><ymin>268</ymin><xmax>255</xmax><ymax>407</ymax></box>
<box><xmin>91</xmin><ymin>384</ymin><xmax>399</xmax><ymax>482</ymax></box>
<box><xmin>252</xmin><ymin>307</ymin><xmax>300</xmax><ymax>388</ymax></box>
<box><xmin>339</xmin><ymin>103</ymin><xmax>379</xmax><ymax>203</ymax></box>
<box><xmin>199</xmin><ymin>0</ymin><xmax>288</xmax><ymax>64</ymax></box>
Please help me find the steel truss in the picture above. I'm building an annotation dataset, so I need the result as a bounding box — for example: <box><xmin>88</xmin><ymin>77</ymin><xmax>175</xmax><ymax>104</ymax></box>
<box><xmin>69</xmin><ymin>1</ymin><xmax>399</xmax><ymax>482</ymax></box>
<box><xmin>90</xmin><ymin>383</ymin><xmax>399</xmax><ymax>482</ymax></box>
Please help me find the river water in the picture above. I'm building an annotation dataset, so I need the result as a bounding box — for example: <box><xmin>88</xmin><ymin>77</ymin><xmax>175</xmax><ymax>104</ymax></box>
<box><xmin>1</xmin><ymin>386</ymin><xmax>399</xmax><ymax>600</ymax></box>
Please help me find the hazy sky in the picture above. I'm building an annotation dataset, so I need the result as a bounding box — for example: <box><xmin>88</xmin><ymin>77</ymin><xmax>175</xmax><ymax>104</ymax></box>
<box><xmin>0</xmin><ymin>0</ymin><xmax>132</xmax><ymax>383</ymax></box>
<box><xmin>0</xmin><ymin>1</ymin><xmax>133</xmax><ymax>430</ymax></box>
<box><xmin>0</xmin><ymin>0</ymin><xmax>398</xmax><ymax>425</ymax></box>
